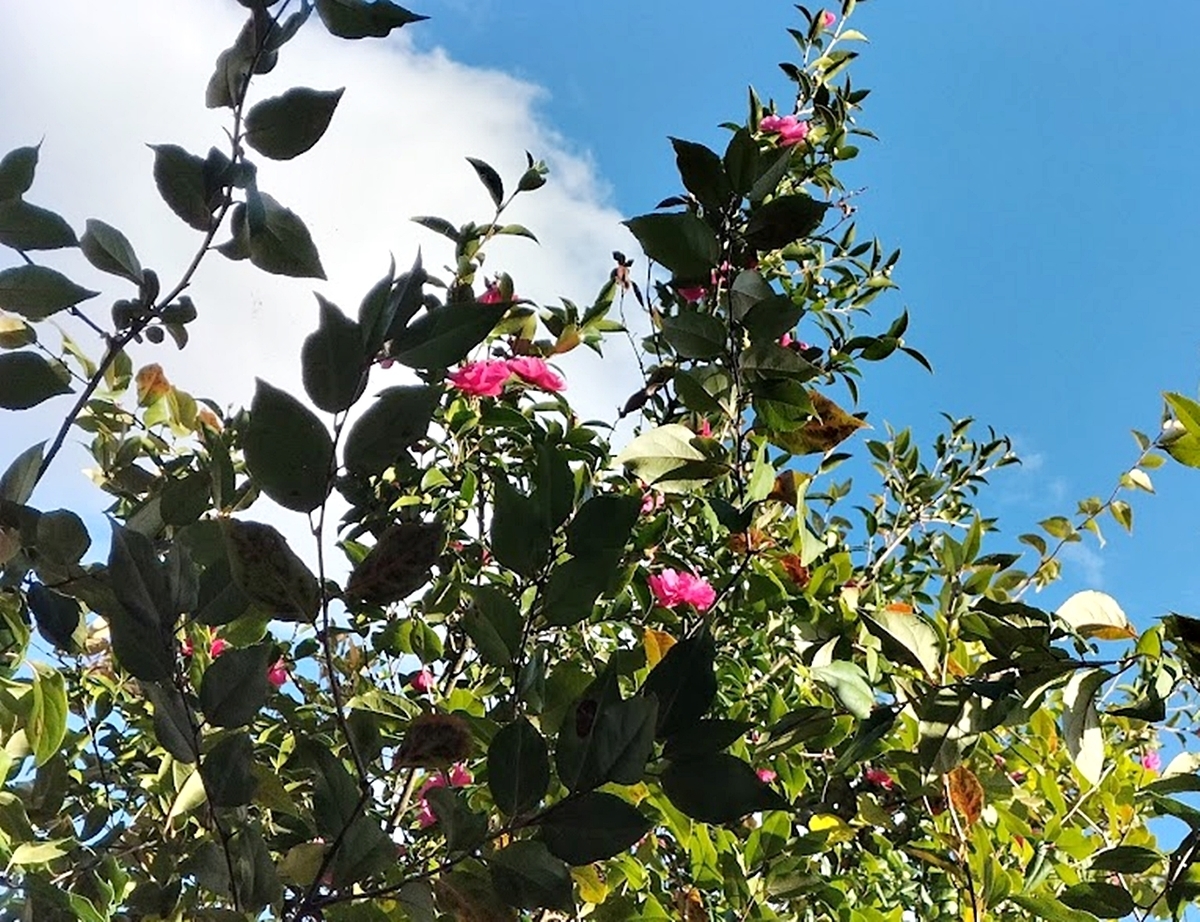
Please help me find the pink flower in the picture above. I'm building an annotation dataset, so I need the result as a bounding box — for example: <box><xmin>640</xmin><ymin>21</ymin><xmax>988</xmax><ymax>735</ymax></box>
<box><xmin>449</xmin><ymin>360</ymin><xmax>512</xmax><ymax>397</ymax></box>
<box><xmin>759</xmin><ymin>114</ymin><xmax>810</xmax><ymax>147</ymax></box>
<box><xmin>180</xmin><ymin>638</ymin><xmax>194</xmax><ymax>657</ymax></box>
<box><xmin>821</xmin><ymin>10</ymin><xmax>837</xmax><ymax>29</ymax></box>
<box><xmin>447</xmin><ymin>763</ymin><xmax>473</xmax><ymax>787</ymax></box>
<box><xmin>267</xmin><ymin>659</ymin><xmax>289</xmax><ymax>688</ymax></box>
<box><xmin>411</xmin><ymin>668</ymin><xmax>435</xmax><ymax>694</ymax></box>
<box><xmin>677</xmin><ymin>285</ymin><xmax>707</xmax><ymax>303</ymax></box>
<box><xmin>640</xmin><ymin>488</ymin><xmax>664</xmax><ymax>516</ymax></box>
<box><xmin>756</xmin><ymin>768</ymin><xmax>777</xmax><ymax>784</ymax></box>
<box><xmin>209</xmin><ymin>638</ymin><xmax>229</xmax><ymax>658</ymax></box>
<box><xmin>648</xmin><ymin>569</ymin><xmax>717</xmax><ymax>611</ymax></box>
<box><xmin>479</xmin><ymin>282</ymin><xmax>504</xmax><ymax>305</ymax></box>
<box><xmin>1142</xmin><ymin>750</ymin><xmax>1162</xmax><ymax>773</ymax></box>
<box><xmin>696</xmin><ymin>418</ymin><xmax>712</xmax><ymax>439</ymax></box>
<box><xmin>415</xmin><ymin>802</ymin><xmax>437</xmax><ymax>828</ymax></box>
<box><xmin>506</xmin><ymin>356</ymin><xmax>566</xmax><ymax>393</ymax></box>
<box><xmin>864</xmin><ymin>767</ymin><xmax>895</xmax><ymax>791</ymax></box>
<box><xmin>780</xmin><ymin>333</ymin><xmax>794</xmax><ymax>348</ymax></box>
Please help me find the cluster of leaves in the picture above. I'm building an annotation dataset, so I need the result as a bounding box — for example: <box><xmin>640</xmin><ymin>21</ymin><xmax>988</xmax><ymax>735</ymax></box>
<box><xmin>3</xmin><ymin>1</ymin><xmax>1200</xmax><ymax>921</ymax></box>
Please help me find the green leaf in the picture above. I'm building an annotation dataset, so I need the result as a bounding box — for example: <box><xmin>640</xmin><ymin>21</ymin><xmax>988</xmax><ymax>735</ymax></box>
<box><xmin>315</xmin><ymin>0</ymin><xmax>428</xmax><ymax>39</ymax></box>
<box><xmin>491</xmin><ymin>478</ymin><xmax>551</xmax><ymax>577</ymax></box>
<box><xmin>26</xmin><ymin>584</ymin><xmax>81</xmax><ymax>653</ymax></box>
<box><xmin>742</xmin><ymin>295</ymin><xmax>803</xmax><ymax>344</ymax></box>
<box><xmin>245</xmin><ymin>87</ymin><xmax>345</xmax><ymax>160</ymax></box>
<box><xmin>35</xmin><ymin>509</ymin><xmax>90</xmax><ymax>565</ymax></box>
<box><xmin>662</xmin><ymin>310</ymin><xmax>726</xmax><ymax>359</ymax></box>
<box><xmin>342</xmin><ymin>385</ymin><xmax>439</xmax><ymax>476</ymax></box>
<box><xmin>9</xmin><ymin>839</ymin><xmax>72</xmax><ymax>867</ymax></box>
<box><xmin>106</xmin><ymin>522</ymin><xmax>174</xmax><ymax>682</ymax></box>
<box><xmin>0</xmin><ymin>200</ymin><xmax>77</xmax><ymax>251</ymax></box>
<box><xmin>488</xmin><ymin>717</ymin><xmax>550</xmax><ymax>816</ymax></box>
<box><xmin>221</xmin><ymin>519</ymin><xmax>321</xmax><ymax>622</ymax></box>
<box><xmin>614</xmin><ymin>423</ymin><xmax>706</xmax><ymax>487</ymax></box>
<box><xmin>0</xmin><ymin>352</ymin><xmax>71</xmax><ymax>410</ymax></box>
<box><xmin>302</xmin><ymin>295</ymin><xmax>366</xmax><ymax>413</ymax></box>
<box><xmin>0</xmin><ymin>146</ymin><xmax>38</xmax><ymax>201</ymax></box>
<box><xmin>743</xmin><ymin>193</ymin><xmax>828</xmax><ymax>250</ymax></box>
<box><xmin>1008</xmin><ymin>894</ymin><xmax>1102</xmax><ymax>922</ymax></box>
<box><xmin>389</xmin><ymin>302</ymin><xmax>508</xmax><ymax>370</ymax></box>
<box><xmin>80</xmin><ymin>219</ymin><xmax>142</xmax><ymax>282</ymax></box>
<box><xmin>670</xmin><ymin>138</ymin><xmax>732</xmax><ymax>211</ymax></box>
<box><xmin>0</xmin><ymin>265</ymin><xmax>98</xmax><ymax>320</ymax></box>
<box><xmin>662</xmin><ymin>752</ymin><xmax>788</xmax><ymax>823</ymax></box>
<box><xmin>244</xmin><ymin>378</ymin><xmax>333</xmax><ymax>512</ymax></box>
<box><xmin>0</xmin><ymin>441</ymin><xmax>45</xmax><ymax>504</ymax></box>
<box><xmin>201</xmin><ymin>732</ymin><xmax>259</xmax><ymax>807</ymax></box>
<box><xmin>723</xmin><ymin>128</ymin><xmax>759</xmax><ymax>196</ymax></box>
<box><xmin>248</xmin><ymin>193</ymin><xmax>326</xmax><ymax>279</ymax></box>
<box><xmin>662</xmin><ymin>719</ymin><xmax>751</xmax><ymax>760</ymax></box>
<box><xmin>541</xmin><ymin>556</ymin><xmax>614</xmax><ymax>627</ymax></box>
<box><xmin>425</xmin><ymin>787</ymin><xmax>488</xmax><ymax>853</ymax></box>
<box><xmin>489</xmin><ymin>841</ymin><xmax>575</xmax><ymax>913</ymax></box>
<box><xmin>144</xmin><ymin>682</ymin><xmax>197</xmax><ymax>763</ymax></box>
<box><xmin>641</xmin><ymin>632</ymin><xmax>717</xmax><ymax>738</ymax></box>
<box><xmin>864</xmin><ymin>609</ymin><xmax>941</xmax><ymax>678</ymax></box>
<box><xmin>466</xmin><ymin>157</ymin><xmax>504</xmax><ymax>209</ymax></box>
<box><xmin>566</xmin><ymin>494</ymin><xmax>640</xmax><ymax>558</ymax></box>
<box><xmin>1089</xmin><ymin>845</ymin><xmax>1160</xmax><ymax>874</ymax></box>
<box><xmin>462</xmin><ymin>585</ymin><xmax>523</xmax><ymax>666</ymax></box>
<box><xmin>1059</xmin><ymin>883</ymin><xmax>1134</xmax><ymax>919</ymax></box>
<box><xmin>343</xmin><ymin>520</ymin><xmax>443</xmax><ymax>606</ymax></box>
<box><xmin>151</xmin><ymin>144</ymin><xmax>218</xmax><ymax>231</ymax></box>
<box><xmin>623</xmin><ymin>212</ymin><xmax>719</xmax><ymax>279</ymax></box>
<box><xmin>27</xmin><ymin>666</ymin><xmax>67</xmax><ymax>767</ymax></box>
<box><xmin>812</xmin><ymin>661</ymin><xmax>875</xmax><ymax>719</ymax></box>
<box><xmin>1063</xmin><ymin>668</ymin><xmax>1109</xmax><ymax>787</ymax></box>
<box><xmin>200</xmin><ymin>642</ymin><xmax>274</xmax><ymax>728</ymax></box>
<box><xmin>540</xmin><ymin>791</ymin><xmax>651</xmax><ymax>865</ymax></box>
<box><xmin>557</xmin><ymin>690</ymin><xmax>657</xmax><ymax>793</ymax></box>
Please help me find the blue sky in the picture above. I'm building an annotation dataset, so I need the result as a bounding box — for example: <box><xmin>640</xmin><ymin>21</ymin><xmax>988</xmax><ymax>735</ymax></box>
<box><xmin>413</xmin><ymin>1</ymin><xmax>1200</xmax><ymax>626</ymax></box>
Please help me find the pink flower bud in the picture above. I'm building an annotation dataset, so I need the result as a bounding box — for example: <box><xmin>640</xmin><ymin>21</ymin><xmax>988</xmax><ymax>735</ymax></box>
<box><xmin>410</xmin><ymin>668</ymin><xmax>435</xmax><ymax>694</ymax></box>
<box><xmin>209</xmin><ymin>638</ymin><xmax>228</xmax><ymax>658</ymax></box>
<box><xmin>821</xmin><ymin>10</ymin><xmax>837</xmax><ymax>28</ymax></box>
<box><xmin>864</xmin><ymin>767</ymin><xmax>895</xmax><ymax>790</ymax></box>
<box><xmin>267</xmin><ymin>659</ymin><xmax>289</xmax><ymax>688</ymax></box>
<box><xmin>756</xmin><ymin>768</ymin><xmax>777</xmax><ymax>784</ymax></box>
<box><xmin>677</xmin><ymin>285</ymin><xmax>707</xmax><ymax>303</ymax></box>
<box><xmin>1142</xmin><ymin>750</ymin><xmax>1162</xmax><ymax>773</ymax></box>
<box><xmin>180</xmin><ymin>638</ymin><xmax>194</xmax><ymax>657</ymax></box>
<box><xmin>696</xmin><ymin>418</ymin><xmax>712</xmax><ymax>439</ymax></box>
<box><xmin>447</xmin><ymin>763</ymin><xmax>473</xmax><ymax>787</ymax></box>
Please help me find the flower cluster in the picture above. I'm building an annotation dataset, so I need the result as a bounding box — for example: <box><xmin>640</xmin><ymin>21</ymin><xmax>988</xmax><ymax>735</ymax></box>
<box><xmin>415</xmin><ymin>763</ymin><xmax>473</xmax><ymax>828</ymax></box>
<box><xmin>449</xmin><ymin>356</ymin><xmax>566</xmax><ymax>397</ymax></box>
<box><xmin>648</xmin><ymin>569</ymin><xmax>717</xmax><ymax>611</ymax></box>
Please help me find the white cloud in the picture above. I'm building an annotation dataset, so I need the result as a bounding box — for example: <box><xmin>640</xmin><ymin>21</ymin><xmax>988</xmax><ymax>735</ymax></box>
<box><xmin>0</xmin><ymin>0</ymin><xmax>644</xmax><ymax>530</ymax></box>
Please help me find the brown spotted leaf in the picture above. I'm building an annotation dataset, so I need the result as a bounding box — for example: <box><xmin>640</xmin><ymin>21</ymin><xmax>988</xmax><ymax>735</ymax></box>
<box><xmin>344</xmin><ymin>520</ymin><xmax>444</xmax><ymax>607</ymax></box>
<box><xmin>221</xmin><ymin>519</ymin><xmax>320</xmax><ymax>622</ymax></box>
<box><xmin>767</xmin><ymin>390</ymin><xmax>867</xmax><ymax>455</ymax></box>
<box><xmin>394</xmin><ymin>712</ymin><xmax>472</xmax><ymax>769</ymax></box>
<box><xmin>946</xmin><ymin>764</ymin><xmax>983</xmax><ymax>826</ymax></box>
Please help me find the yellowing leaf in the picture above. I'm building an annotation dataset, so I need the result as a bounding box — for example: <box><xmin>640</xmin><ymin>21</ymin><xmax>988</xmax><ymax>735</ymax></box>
<box><xmin>809</xmin><ymin>813</ymin><xmax>856</xmax><ymax>844</ymax></box>
<box><xmin>644</xmin><ymin>628</ymin><xmax>677</xmax><ymax>668</ymax></box>
<box><xmin>1057</xmin><ymin>590</ymin><xmax>1135</xmax><ymax>641</ymax></box>
<box><xmin>571</xmin><ymin>864</ymin><xmax>608</xmax><ymax>905</ymax></box>
<box><xmin>135</xmin><ymin>363</ymin><xmax>171</xmax><ymax>406</ymax></box>
<box><xmin>167</xmin><ymin>768</ymin><xmax>207</xmax><ymax>824</ymax></box>
<box><xmin>773</xmin><ymin>390</ymin><xmax>869</xmax><ymax>455</ymax></box>
<box><xmin>946</xmin><ymin>765</ymin><xmax>983</xmax><ymax>826</ymax></box>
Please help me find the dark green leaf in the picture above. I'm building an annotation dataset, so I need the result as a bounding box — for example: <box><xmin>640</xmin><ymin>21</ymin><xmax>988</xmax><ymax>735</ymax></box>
<box><xmin>342</xmin><ymin>385</ymin><xmax>439</xmax><ymax>476</ymax></box>
<box><xmin>245</xmin><ymin>87</ymin><xmax>345</xmax><ymax>160</ymax></box>
<box><xmin>315</xmin><ymin>0</ymin><xmax>428</xmax><ymax>39</ymax></box>
<box><xmin>540</xmin><ymin>791</ymin><xmax>651</xmax><ymax>865</ymax></box>
<box><xmin>35</xmin><ymin>509</ymin><xmax>89</xmax><ymax>565</ymax></box>
<box><xmin>248</xmin><ymin>193</ymin><xmax>325</xmax><ymax>279</ymax></box>
<box><xmin>541</xmin><ymin>556</ymin><xmax>612</xmax><ymax>627</ymax></box>
<box><xmin>488</xmin><ymin>717</ymin><xmax>550</xmax><ymax>816</ymax></box>
<box><xmin>302</xmin><ymin>295</ymin><xmax>366</xmax><ymax>413</ymax></box>
<box><xmin>80</xmin><ymin>219</ymin><xmax>142</xmax><ymax>282</ymax></box>
<box><xmin>0</xmin><ymin>200</ymin><xmax>77</xmax><ymax>251</ymax></box>
<box><xmin>389</xmin><ymin>302</ymin><xmax>508</xmax><ymax>370</ymax></box>
<box><xmin>566</xmin><ymin>494</ymin><xmax>641</xmax><ymax>559</ymax></box>
<box><xmin>199</xmin><ymin>642</ymin><xmax>274</xmax><ymax>728</ymax></box>
<box><xmin>1089</xmin><ymin>845</ymin><xmax>1160</xmax><ymax>874</ymax></box>
<box><xmin>0</xmin><ymin>146</ymin><xmax>38</xmax><ymax>201</ymax></box>
<box><xmin>662</xmin><ymin>752</ymin><xmax>788</xmax><ymax>823</ymax></box>
<box><xmin>229</xmin><ymin>823</ymin><xmax>281</xmax><ymax>911</ymax></box>
<box><xmin>195</xmin><ymin>555</ymin><xmax>254</xmax><ymax>627</ymax></box>
<box><xmin>742</xmin><ymin>295</ymin><xmax>803</xmax><ymax>344</ymax></box>
<box><xmin>641</xmin><ymin>631</ymin><xmax>717</xmax><ymax>738</ymax></box>
<box><xmin>663</xmin><ymin>719</ymin><xmax>751</xmax><ymax>760</ymax></box>
<box><xmin>723</xmin><ymin>128</ymin><xmax>759</xmax><ymax>196</ymax></box>
<box><xmin>491</xmin><ymin>479</ymin><xmax>551</xmax><ymax>577</ymax></box>
<box><xmin>466</xmin><ymin>157</ymin><xmax>504</xmax><ymax>209</ymax></box>
<box><xmin>462</xmin><ymin>585</ymin><xmax>523</xmax><ymax>666</ymax></box>
<box><xmin>0</xmin><ymin>266</ymin><xmax>98</xmax><ymax>320</ymax></box>
<box><xmin>106</xmin><ymin>522</ymin><xmax>174</xmax><ymax>681</ymax></box>
<box><xmin>343</xmin><ymin>520</ymin><xmax>443</xmax><ymax>606</ymax></box>
<box><xmin>425</xmin><ymin>787</ymin><xmax>488</xmax><ymax>853</ymax></box>
<box><xmin>0</xmin><ymin>441</ymin><xmax>45</xmax><ymax>504</ymax></box>
<box><xmin>202</xmin><ymin>733</ymin><xmax>258</xmax><ymax>807</ymax></box>
<box><xmin>151</xmin><ymin>145</ymin><xmax>217</xmax><ymax>231</ymax></box>
<box><xmin>161</xmin><ymin>473</ymin><xmax>212</xmax><ymax>527</ymax></box>
<box><xmin>662</xmin><ymin>310</ymin><xmax>726</xmax><ymax>359</ymax></box>
<box><xmin>221</xmin><ymin>519</ymin><xmax>321</xmax><ymax>622</ymax></box>
<box><xmin>1059</xmin><ymin>882</ymin><xmax>1134</xmax><ymax>919</ymax></box>
<box><xmin>743</xmin><ymin>193</ymin><xmax>828</xmax><ymax>250</ymax></box>
<box><xmin>623</xmin><ymin>212</ymin><xmax>719</xmax><ymax>279</ymax></box>
<box><xmin>244</xmin><ymin>379</ymin><xmax>333</xmax><ymax>512</ymax></box>
<box><xmin>489</xmin><ymin>841</ymin><xmax>574</xmax><ymax>913</ymax></box>
<box><xmin>144</xmin><ymin>682</ymin><xmax>197</xmax><ymax>763</ymax></box>
<box><xmin>671</xmin><ymin>138</ymin><xmax>732</xmax><ymax>211</ymax></box>
<box><xmin>557</xmin><ymin>693</ymin><xmax>657</xmax><ymax>793</ymax></box>
<box><xmin>26</xmin><ymin>584</ymin><xmax>80</xmax><ymax>652</ymax></box>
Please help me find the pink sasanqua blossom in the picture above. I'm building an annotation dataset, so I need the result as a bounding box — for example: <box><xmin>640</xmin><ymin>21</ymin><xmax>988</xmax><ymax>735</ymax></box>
<box><xmin>759</xmin><ymin>114</ymin><xmax>810</xmax><ymax>147</ymax></box>
<box><xmin>267</xmin><ymin>659</ymin><xmax>289</xmax><ymax>688</ymax></box>
<box><xmin>506</xmin><ymin>356</ymin><xmax>566</xmax><ymax>393</ymax></box>
<box><xmin>821</xmin><ymin>10</ymin><xmax>837</xmax><ymax>29</ymax></box>
<box><xmin>756</xmin><ymin>768</ymin><xmax>778</xmax><ymax>784</ymax></box>
<box><xmin>648</xmin><ymin>569</ymin><xmax>717</xmax><ymax>611</ymax></box>
<box><xmin>410</xmin><ymin>668</ymin><xmax>435</xmax><ymax>694</ymax></box>
<box><xmin>415</xmin><ymin>763</ymin><xmax>474</xmax><ymax>829</ymax></box>
<box><xmin>449</xmin><ymin>360</ymin><xmax>513</xmax><ymax>397</ymax></box>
